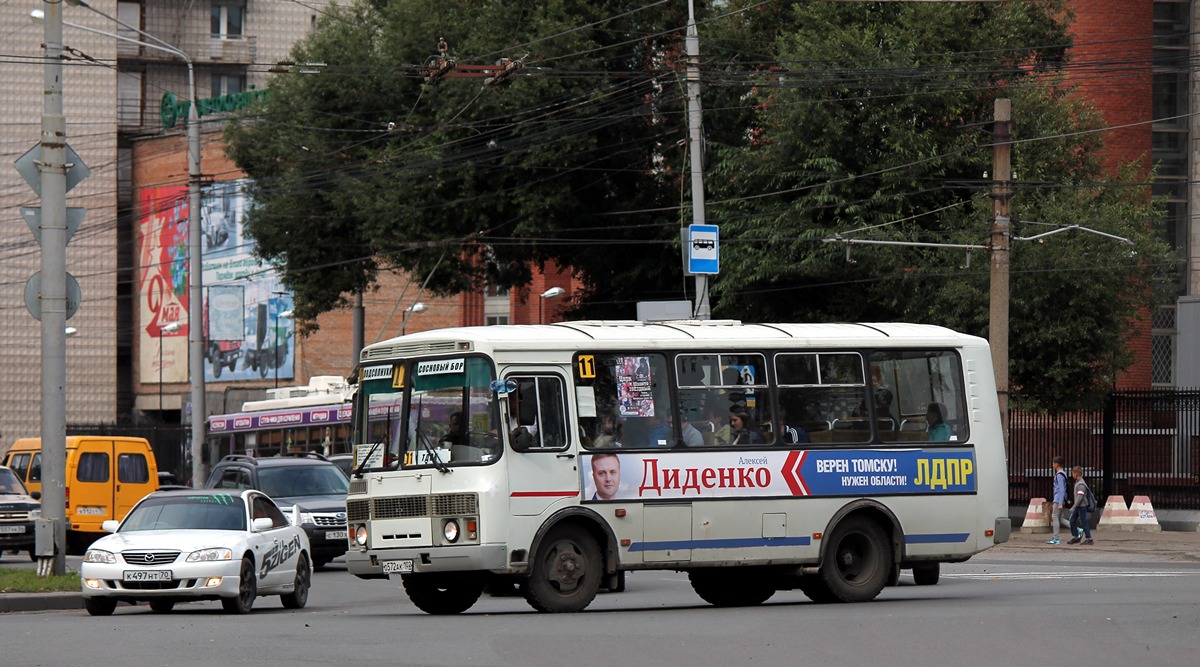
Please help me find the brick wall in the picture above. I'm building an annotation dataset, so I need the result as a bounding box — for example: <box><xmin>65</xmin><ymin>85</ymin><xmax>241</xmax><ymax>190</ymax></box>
<box><xmin>1067</xmin><ymin>0</ymin><xmax>1154</xmax><ymax>389</ymax></box>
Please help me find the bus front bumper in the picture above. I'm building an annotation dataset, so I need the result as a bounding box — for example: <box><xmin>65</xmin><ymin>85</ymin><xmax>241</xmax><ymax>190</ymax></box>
<box><xmin>347</xmin><ymin>544</ymin><xmax>509</xmax><ymax>578</ymax></box>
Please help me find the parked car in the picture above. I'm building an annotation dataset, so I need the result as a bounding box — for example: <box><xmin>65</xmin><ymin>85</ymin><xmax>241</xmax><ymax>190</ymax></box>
<box><xmin>327</xmin><ymin>454</ymin><xmax>354</xmax><ymax>478</ymax></box>
<box><xmin>205</xmin><ymin>454</ymin><xmax>349</xmax><ymax>568</ymax></box>
<box><xmin>0</xmin><ymin>465</ymin><xmax>40</xmax><ymax>561</ymax></box>
<box><xmin>80</xmin><ymin>488</ymin><xmax>311</xmax><ymax>616</ymax></box>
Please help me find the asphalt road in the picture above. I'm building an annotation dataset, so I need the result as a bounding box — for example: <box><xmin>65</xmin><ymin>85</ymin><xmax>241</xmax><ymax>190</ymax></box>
<box><xmin>2</xmin><ymin>551</ymin><xmax>1199</xmax><ymax>667</ymax></box>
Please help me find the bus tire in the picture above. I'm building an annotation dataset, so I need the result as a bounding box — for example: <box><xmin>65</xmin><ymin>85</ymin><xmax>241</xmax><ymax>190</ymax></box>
<box><xmin>818</xmin><ymin>516</ymin><xmax>891</xmax><ymax>602</ymax></box>
<box><xmin>401</xmin><ymin>572</ymin><xmax>483</xmax><ymax>615</ymax></box>
<box><xmin>688</xmin><ymin>570</ymin><xmax>774</xmax><ymax>607</ymax></box>
<box><xmin>524</xmin><ymin>524</ymin><xmax>602</xmax><ymax>613</ymax></box>
<box><xmin>913</xmin><ymin>563</ymin><xmax>940</xmax><ymax>586</ymax></box>
<box><xmin>796</xmin><ymin>575</ymin><xmax>838</xmax><ymax>604</ymax></box>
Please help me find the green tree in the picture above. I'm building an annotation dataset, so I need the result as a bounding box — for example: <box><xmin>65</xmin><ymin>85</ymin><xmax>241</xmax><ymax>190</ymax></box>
<box><xmin>702</xmin><ymin>1</ymin><xmax>1173</xmax><ymax>412</ymax></box>
<box><xmin>226</xmin><ymin>0</ymin><xmax>694</xmax><ymax>326</ymax></box>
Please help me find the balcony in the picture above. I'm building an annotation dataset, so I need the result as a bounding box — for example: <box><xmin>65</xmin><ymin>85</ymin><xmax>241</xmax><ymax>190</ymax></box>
<box><xmin>117</xmin><ymin>32</ymin><xmax>257</xmax><ymax>65</ymax></box>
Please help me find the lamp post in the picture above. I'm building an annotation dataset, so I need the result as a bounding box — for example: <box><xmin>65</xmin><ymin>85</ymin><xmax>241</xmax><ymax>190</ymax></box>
<box><xmin>159</xmin><ymin>322</ymin><xmax>182</xmax><ymax>414</ymax></box>
<box><xmin>275</xmin><ymin>309</ymin><xmax>293</xmax><ymax>388</ymax></box>
<box><xmin>539</xmin><ymin>287</ymin><xmax>565</xmax><ymax>324</ymax></box>
<box><xmin>400</xmin><ymin>302</ymin><xmax>428</xmax><ymax>336</ymax></box>
<box><xmin>49</xmin><ymin>0</ymin><xmax>207</xmax><ymax>487</ymax></box>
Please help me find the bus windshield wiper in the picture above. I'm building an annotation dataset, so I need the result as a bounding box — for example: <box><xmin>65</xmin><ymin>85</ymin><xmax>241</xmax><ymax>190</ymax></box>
<box><xmin>414</xmin><ymin>397</ymin><xmax>451</xmax><ymax>473</ymax></box>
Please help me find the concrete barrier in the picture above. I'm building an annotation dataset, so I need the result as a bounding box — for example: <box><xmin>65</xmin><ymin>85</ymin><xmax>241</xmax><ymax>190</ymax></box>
<box><xmin>1019</xmin><ymin>497</ymin><xmax>1051</xmax><ymax>534</ymax></box>
<box><xmin>1097</xmin><ymin>495</ymin><xmax>1134</xmax><ymax>531</ymax></box>
<box><xmin>1129</xmin><ymin>495</ymin><xmax>1163</xmax><ymax>533</ymax></box>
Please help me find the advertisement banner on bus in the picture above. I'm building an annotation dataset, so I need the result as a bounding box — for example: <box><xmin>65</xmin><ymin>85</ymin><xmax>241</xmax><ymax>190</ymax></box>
<box><xmin>580</xmin><ymin>448</ymin><xmax>976</xmax><ymax>502</ymax></box>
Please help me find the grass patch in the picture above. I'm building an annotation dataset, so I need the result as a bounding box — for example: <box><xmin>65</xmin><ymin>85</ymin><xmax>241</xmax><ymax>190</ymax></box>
<box><xmin>0</xmin><ymin>567</ymin><xmax>80</xmax><ymax>593</ymax></box>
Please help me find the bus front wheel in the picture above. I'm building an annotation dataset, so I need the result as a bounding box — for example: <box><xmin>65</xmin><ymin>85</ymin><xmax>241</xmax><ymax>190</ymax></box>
<box><xmin>524</xmin><ymin>524</ymin><xmax>602</xmax><ymax>613</ymax></box>
<box><xmin>401</xmin><ymin>572</ymin><xmax>484</xmax><ymax>615</ymax></box>
<box><xmin>817</xmin><ymin>516</ymin><xmax>891</xmax><ymax>602</ymax></box>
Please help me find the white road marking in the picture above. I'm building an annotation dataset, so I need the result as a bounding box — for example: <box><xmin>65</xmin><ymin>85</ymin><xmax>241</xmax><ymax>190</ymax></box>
<box><xmin>945</xmin><ymin>570</ymin><xmax>1200</xmax><ymax>580</ymax></box>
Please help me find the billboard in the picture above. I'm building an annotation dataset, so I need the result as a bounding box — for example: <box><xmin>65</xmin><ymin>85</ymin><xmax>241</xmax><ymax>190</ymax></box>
<box><xmin>136</xmin><ymin>179</ymin><xmax>294</xmax><ymax>388</ymax></box>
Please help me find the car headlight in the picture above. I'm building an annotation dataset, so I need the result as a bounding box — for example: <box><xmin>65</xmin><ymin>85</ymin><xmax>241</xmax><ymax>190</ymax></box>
<box><xmin>83</xmin><ymin>549</ymin><xmax>116</xmax><ymax>564</ymax></box>
<box><xmin>29</xmin><ymin>508</ymin><xmax>41</xmax><ymax>519</ymax></box>
<box><xmin>443</xmin><ymin>520</ymin><xmax>460</xmax><ymax>543</ymax></box>
<box><xmin>354</xmin><ymin>525</ymin><xmax>368</xmax><ymax>546</ymax></box>
<box><xmin>187</xmin><ymin>548</ymin><xmax>234</xmax><ymax>562</ymax></box>
<box><xmin>299</xmin><ymin>512</ymin><xmax>316</xmax><ymax>526</ymax></box>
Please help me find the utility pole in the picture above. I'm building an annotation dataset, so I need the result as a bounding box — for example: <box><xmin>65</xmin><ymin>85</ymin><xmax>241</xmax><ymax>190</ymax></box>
<box><xmin>685</xmin><ymin>0</ymin><xmax>711</xmax><ymax>319</ymax></box>
<box><xmin>39</xmin><ymin>0</ymin><xmax>69</xmax><ymax>577</ymax></box>
<box><xmin>990</xmin><ymin>99</ymin><xmax>1012</xmax><ymax>453</ymax></box>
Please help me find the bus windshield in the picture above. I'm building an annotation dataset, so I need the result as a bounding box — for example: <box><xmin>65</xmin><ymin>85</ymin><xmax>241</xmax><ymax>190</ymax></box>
<box><xmin>355</xmin><ymin>356</ymin><xmax>500</xmax><ymax>470</ymax></box>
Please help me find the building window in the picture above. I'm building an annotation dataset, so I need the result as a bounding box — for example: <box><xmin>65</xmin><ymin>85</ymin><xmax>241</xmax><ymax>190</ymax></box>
<box><xmin>485</xmin><ymin>316</ymin><xmax>509</xmax><ymax>326</ymax></box>
<box><xmin>211</xmin><ymin>2</ymin><xmax>244</xmax><ymax>39</ymax></box>
<box><xmin>1152</xmin><ymin>306</ymin><xmax>1177</xmax><ymax>387</ymax></box>
<box><xmin>211</xmin><ymin>73</ymin><xmax>246</xmax><ymax>98</ymax></box>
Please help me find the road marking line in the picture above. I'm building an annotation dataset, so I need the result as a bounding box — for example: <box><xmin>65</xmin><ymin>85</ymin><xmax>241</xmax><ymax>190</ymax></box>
<box><xmin>946</xmin><ymin>571</ymin><xmax>1199</xmax><ymax>580</ymax></box>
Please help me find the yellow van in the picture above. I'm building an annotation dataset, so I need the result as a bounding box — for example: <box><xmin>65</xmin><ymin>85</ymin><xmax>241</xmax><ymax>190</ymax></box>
<box><xmin>3</xmin><ymin>436</ymin><xmax>158</xmax><ymax>550</ymax></box>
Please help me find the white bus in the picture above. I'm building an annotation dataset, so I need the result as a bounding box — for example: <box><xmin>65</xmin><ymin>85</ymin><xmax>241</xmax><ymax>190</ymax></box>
<box><xmin>344</xmin><ymin>321</ymin><xmax>1010</xmax><ymax>613</ymax></box>
<box><xmin>206</xmin><ymin>376</ymin><xmax>354</xmax><ymax>460</ymax></box>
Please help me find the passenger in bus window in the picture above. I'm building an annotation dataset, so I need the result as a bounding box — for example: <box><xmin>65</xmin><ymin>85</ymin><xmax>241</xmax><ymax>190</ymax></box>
<box><xmin>708</xmin><ymin>405</ymin><xmax>732</xmax><ymax>446</ymax></box>
<box><xmin>680</xmin><ymin>412</ymin><xmax>704</xmax><ymax>447</ymax></box>
<box><xmin>778</xmin><ymin>408</ymin><xmax>811</xmax><ymax>444</ymax></box>
<box><xmin>645</xmin><ymin>413</ymin><xmax>673</xmax><ymax>447</ymax></box>
<box><xmin>592</xmin><ymin>413</ymin><xmax>622</xmax><ymax>448</ymax></box>
<box><xmin>926</xmin><ymin>402</ymin><xmax>952</xmax><ymax>441</ymax></box>
<box><xmin>729</xmin><ymin>411</ymin><xmax>765</xmax><ymax>445</ymax></box>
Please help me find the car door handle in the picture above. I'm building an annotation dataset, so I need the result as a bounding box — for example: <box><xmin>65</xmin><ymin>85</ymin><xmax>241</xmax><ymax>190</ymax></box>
<box><xmin>556</xmin><ymin>453</ymin><xmax>575</xmax><ymax>459</ymax></box>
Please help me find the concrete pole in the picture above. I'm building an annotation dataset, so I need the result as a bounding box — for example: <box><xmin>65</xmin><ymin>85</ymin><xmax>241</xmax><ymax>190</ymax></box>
<box><xmin>685</xmin><ymin>0</ymin><xmax>710</xmax><ymax>320</ymax></box>
<box><xmin>352</xmin><ymin>291</ymin><xmax>364</xmax><ymax>366</ymax></box>
<box><xmin>990</xmin><ymin>99</ymin><xmax>1012</xmax><ymax>454</ymax></box>
<box><xmin>186</xmin><ymin>67</ymin><xmax>206</xmax><ymax>487</ymax></box>
<box><xmin>39</xmin><ymin>0</ymin><xmax>69</xmax><ymax>576</ymax></box>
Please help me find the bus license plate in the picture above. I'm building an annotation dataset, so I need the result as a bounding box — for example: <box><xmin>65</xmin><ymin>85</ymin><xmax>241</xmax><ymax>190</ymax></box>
<box><xmin>325</xmin><ymin>530</ymin><xmax>347</xmax><ymax>541</ymax></box>
<box><xmin>123</xmin><ymin>570</ymin><xmax>172</xmax><ymax>582</ymax></box>
<box><xmin>0</xmin><ymin>525</ymin><xmax>26</xmax><ymax>534</ymax></box>
<box><xmin>382</xmin><ymin>560</ymin><xmax>413</xmax><ymax>574</ymax></box>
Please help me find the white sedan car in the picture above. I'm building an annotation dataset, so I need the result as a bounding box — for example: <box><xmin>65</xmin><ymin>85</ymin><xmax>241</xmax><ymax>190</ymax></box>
<box><xmin>80</xmin><ymin>488</ymin><xmax>312</xmax><ymax>616</ymax></box>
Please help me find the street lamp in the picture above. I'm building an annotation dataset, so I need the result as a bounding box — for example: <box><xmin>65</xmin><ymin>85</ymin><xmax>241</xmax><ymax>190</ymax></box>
<box><xmin>400</xmin><ymin>302</ymin><xmax>428</xmax><ymax>336</ymax></box>
<box><xmin>159</xmin><ymin>322</ymin><xmax>182</xmax><ymax>414</ymax></box>
<box><xmin>40</xmin><ymin>0</ymin><xmax>207</xmax><ymax>492</ymax></box>
<box><xmin>539</xmin><ymin>287</ymin><xmax>566</xmax><ymax>324</ymax></box>
<box><xmin>275</xmin><ymin>309</ymin><xmax>293</xmax><ymax>388</ymax></box>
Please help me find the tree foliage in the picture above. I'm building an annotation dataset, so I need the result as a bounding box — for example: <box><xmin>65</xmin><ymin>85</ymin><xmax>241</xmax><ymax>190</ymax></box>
<box><xmin>226</xmin><ymin>0</ymin><xmax>1175</xmax><ymax>413</ymax></box>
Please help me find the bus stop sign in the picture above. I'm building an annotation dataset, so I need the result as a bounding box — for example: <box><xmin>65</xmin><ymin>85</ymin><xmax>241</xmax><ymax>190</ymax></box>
<box><xmin>687</xmin><ymin>224</ymin><xmax>719</xmax><ymax>275</ymax></box>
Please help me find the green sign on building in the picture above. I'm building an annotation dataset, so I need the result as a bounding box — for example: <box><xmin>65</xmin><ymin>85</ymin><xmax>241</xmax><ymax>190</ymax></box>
<box><xmin>161</xmin><ymin>89</ymin><xmax>269</xmax><ymax>130</ymax></box>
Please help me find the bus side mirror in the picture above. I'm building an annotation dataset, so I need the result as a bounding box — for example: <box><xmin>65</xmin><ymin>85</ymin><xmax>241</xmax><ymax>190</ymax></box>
<box><xmin>510</xmin><ymin>427</ymin><xmax>534</xmax><ymax>452</ymax></box>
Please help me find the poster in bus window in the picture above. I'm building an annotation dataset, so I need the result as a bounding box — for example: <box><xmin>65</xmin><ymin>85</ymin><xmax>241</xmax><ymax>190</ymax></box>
<box><xmin>616</xmin><ymin>356</ymin><xmax>655</xmax><ymax>417</ymax></box>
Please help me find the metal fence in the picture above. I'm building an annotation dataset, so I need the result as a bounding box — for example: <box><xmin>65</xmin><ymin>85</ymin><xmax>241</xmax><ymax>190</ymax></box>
<box><xmin>1008</xmin><ymin>390</ymin><xmax>1200</xmax><ymax>510</ymax></box>
<box><xmin>66</xmin><ymin>422</ymin><xmax>189</xmax><ymax>484</ymax></box>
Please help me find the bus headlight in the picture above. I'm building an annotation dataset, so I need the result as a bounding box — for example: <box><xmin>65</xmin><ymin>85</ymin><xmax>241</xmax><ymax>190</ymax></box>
<box><xmin>443</xmin><ymin>520</ymin><xmax>460</xmax><ymax>543</ymax></box>
<box><xmin>355</xmin><ymin>525</ymin><xmax>368</xmax><ymax>547</ymax></box>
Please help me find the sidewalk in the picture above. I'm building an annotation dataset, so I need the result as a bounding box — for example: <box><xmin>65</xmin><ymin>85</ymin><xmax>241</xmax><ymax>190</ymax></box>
<box><xmin>995</xmin><ymin>529</ymin><xmax>1200</xmax><ymax>563</ymax></box>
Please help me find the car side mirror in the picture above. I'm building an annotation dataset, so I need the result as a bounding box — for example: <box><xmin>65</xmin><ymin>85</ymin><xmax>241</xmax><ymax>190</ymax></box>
<box><xmin>31</xmin><ymin>491</ymin><xmax>41</xmax><ymax>501</ymax></box>
<box><xmin>101</xmin><ymin>520</ymin><xmax>120</xmax><ymax>533</ymax></box>
<box><xmin>510</xmin><ymin>427</ymin><xmax>534</xmax><ymax>453</ymax></box>
<box><xmin>252</xmin><ymin>517</ymin><xmax>274</xmax><ymax>532</ymax></box>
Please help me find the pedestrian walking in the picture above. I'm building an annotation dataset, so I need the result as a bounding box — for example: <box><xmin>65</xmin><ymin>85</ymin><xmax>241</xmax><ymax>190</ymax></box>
<box><xmin>1046</xmin><ymin>455</ymin><xmax>1069</xmax><ymax>544</ymax></box>
<box><xmin>1067</xmin><ymin>466</ymin><xmax>1097</xmax><ymax>545</ymax></box>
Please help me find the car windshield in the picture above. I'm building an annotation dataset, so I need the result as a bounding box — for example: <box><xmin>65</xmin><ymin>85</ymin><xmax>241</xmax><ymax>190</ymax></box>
<box><xmin>121</xmin><ymin>494</ymin><xmax>247</xmax><ymax>532</ymax></box>
<box><xmin>258</xmin><ymin>465</ymin><xmax>349</xmax><ymax>500</ymax></box>
<box><xmin>0</xmin><ymin>468</ymin><xmax>28</xmax><ymax>495</ymax></box>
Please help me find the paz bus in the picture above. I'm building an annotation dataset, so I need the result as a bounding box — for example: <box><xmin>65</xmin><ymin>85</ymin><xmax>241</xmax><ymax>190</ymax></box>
<box><xmin>205</xmin><ymin>376</ymin><xmax>354</xmax><ymax>461</ymax></box>
<box><xmin>343</xmin><ymin>321</ymin><xmax>1010</xmax><ymax>613</ymax></box>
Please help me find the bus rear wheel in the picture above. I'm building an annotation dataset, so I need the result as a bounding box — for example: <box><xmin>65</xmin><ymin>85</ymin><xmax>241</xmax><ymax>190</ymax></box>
<box><xmin>688</xmin><ymin>570</ymin><xmax>775</xmax><ymax>607</ymax></box>
<box><xmin>524</xmin><ymin>525</ymin><xmax>601</xmax><ymax>613</ymax></box>
<box><xmin>401</xmin><ymin>572</ymin><xmax>483</xmax><ymax>615</ymax></box>
<box><xmin>817</xmin><ymin>516</ymin><xmax>891</xmax><ymax>602</ymax></box>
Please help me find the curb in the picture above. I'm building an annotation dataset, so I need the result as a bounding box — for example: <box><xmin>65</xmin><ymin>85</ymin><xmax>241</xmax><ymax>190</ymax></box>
<box><xmin>0</xmin><ymin>592</ymin><xmax>82</xmax><ymax>614</ymax></box>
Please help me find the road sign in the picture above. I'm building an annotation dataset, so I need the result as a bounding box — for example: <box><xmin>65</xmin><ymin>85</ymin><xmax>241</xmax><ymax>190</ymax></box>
<box><xmin>13</xmin><ymin>142</ymin><xmax>91</xmax><ymax>196</ymax></box>
<box><xmin>21</xmin><ymin>207</ymin><xmax>86</xmax><ymax>246</ymax></box>
<box><xmin>24</xmin><ymin>271</ymin><xmax>82</xmax><ymax>321</ymax></box>
<box><xmin>687</xmin><ymin>224</ymin><xmax>719</xmax><ymax>275</ymax></box>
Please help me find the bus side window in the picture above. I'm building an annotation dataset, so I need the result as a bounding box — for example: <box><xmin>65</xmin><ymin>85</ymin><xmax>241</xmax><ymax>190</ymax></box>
<box><xmin>508</xmin><ymin>376</ymin><xmax>568</xmax><ymax>451</ymax></box>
